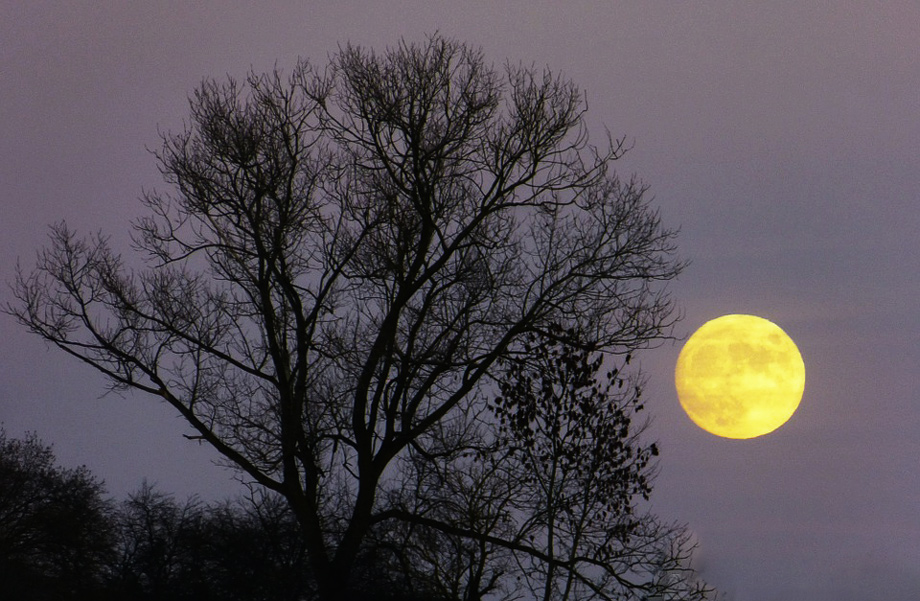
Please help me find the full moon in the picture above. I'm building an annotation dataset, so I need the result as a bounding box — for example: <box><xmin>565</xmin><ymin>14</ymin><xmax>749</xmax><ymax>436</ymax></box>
<box><xmin>675</xmin><ymin>314</ymin><xmax>805</xmax><ymax>439</ymax></box>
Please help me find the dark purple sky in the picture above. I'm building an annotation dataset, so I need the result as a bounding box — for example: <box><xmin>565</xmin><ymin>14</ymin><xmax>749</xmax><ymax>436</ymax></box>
<box><xmin>3</xmin><ymin>4</ymin><xmax>918</xmax><ymax>600</ymax></box>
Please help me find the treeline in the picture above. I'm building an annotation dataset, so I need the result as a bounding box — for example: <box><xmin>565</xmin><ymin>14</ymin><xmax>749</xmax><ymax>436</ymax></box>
<box><xmin>0</xmin><ymin>430</ymin><xmax>411</xmax><ymax>601</ymax></box>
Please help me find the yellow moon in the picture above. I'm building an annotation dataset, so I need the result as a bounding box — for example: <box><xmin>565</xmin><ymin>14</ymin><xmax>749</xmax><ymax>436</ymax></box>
<box><xmin>675</xmin><ymin>314</ymin><xmax>805</xmax><ymax>439</ymax></box>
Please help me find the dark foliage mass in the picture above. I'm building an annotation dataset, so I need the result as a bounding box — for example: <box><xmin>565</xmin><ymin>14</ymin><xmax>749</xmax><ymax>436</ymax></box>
<box><xmin>0</xmin><ymin>430</ymin><xmax>311</xmax><ymax>600</ymax></box>
<box><xmin>7</xmin><ymin>34</ymin><xmax>716</xmax><ymax>600</ymax></box>
<box><xmin>0</xmin><ymin>431</ymin><xmax>113</xmax><ymax>600</ymax></box>
<box><xmin>0</xmin><ymin>430</ymin><xmax>474</xmax><ymax>601</ymax></box>
<box><xmin>105</xmin><ymin>483</ymin><xmax>312</xmax><ymax>601</ymax></box>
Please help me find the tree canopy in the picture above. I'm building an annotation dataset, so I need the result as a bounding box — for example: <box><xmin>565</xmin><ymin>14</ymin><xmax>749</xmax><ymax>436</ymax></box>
<box><xmin>8</xmin><ymin>34</ymin><xmax>711</xmax><ymax>601</ymax></box>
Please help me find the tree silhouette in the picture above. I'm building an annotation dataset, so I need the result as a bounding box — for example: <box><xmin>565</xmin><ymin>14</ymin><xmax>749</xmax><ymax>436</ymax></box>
<box><xmin>9</xmin><ymin>34</ymin><xmax>698</xmax><ymax>600</ymax></box>
<box><xmin>0</xmin><ymin>430</ymin><xmax>114</xmax><ymax>600</ymax></box>
<box><xmin>107</xmin><ymin>483</ymin><xmax>209</xmax><ymax>600</ymax></box>
<box><xmin>106</xmin><ymin>484</ymin><xmax>311</xmax><ymax>601</ymax></box>
<box><xmin>490</xmin><ymin>331</ymin><xmax>709</xmax><ymax>601</ymax></box>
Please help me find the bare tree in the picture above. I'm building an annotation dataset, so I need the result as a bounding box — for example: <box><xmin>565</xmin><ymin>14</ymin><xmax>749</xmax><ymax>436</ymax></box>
<box><xmin>8</xmin><ymin>35</ymin><xmax>690</xmax><ymax>600</ymax></box>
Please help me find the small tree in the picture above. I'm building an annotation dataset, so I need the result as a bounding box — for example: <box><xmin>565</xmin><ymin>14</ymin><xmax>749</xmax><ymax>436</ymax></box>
<box><xmin>9</xmin><ymin>34</ymin><xmax>693</xmax><ymax>600</ymax></box>
<box><xmin>490</xmin><ymin>332</ymin><xmax>710</xmax><ymax>601</ymax></box>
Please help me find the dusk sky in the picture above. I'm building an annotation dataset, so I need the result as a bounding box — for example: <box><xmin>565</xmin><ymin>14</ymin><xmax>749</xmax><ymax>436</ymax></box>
<box><xmin>2</xmin><ymin>3</ymin><xmax>919</xmax><ymax>600</ymax></box>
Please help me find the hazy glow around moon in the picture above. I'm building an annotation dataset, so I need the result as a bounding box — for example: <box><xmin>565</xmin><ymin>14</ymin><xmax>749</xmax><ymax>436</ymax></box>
<box><xmin>675</xmin><ymin>314</ymin><xmax>805</xmax><ymax>439</ymax></box>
